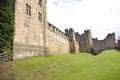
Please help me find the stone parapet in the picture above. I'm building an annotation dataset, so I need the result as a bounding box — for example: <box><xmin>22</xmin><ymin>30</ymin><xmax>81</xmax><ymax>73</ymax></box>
<box><xmin>47</xmin><ymin>22</ymin><xmax>68</xmax><ymax>40</ymax></box>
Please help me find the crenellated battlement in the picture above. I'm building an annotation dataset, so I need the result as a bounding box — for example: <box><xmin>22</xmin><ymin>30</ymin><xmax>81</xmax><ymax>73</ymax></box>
<box><xmin>84</xmin><ymin>30</ymin><xmax>91</xmax><ymax>34</ymax></box>
<box><xmin>93</xmin><ymin>32</ymin><xmax>115</xmax><ymax>42</ymax></box>
<box><xmin>75</xmin><ymin>29</ymin><xmax>92</xmax><ymax>42</ymax></box>
<box><xmin>106</xmin><ymin>33</ymin><xmax>115</xmax><ymax>40</ymax></box>
<box><xmin>74</xmin><ymin>30</ymin><xmax>91</xmax><ymax>37</ymax></box>
<box><xmin>47</xmin><ymin>22</ymin><xmax>68</xmax><ymax>39</ymax></box>
<box><xmin>92</xmin><ymin>38</ymin><xmax>106</xmax><ymax>42</ymax></box>
<box><xmin>65</xmin><ymin>28</ymin><xmax>92</xmax><ymax>52</ymax></box>
<box><xmin>65</xmin><ymin>28</ymin><xmax>79</xmax><ymax>53</ymax></box>
<box><xmin>65</xmin><ymin>28</ymin><xmax>75</xmax><ymax>33</ymax></box>
<box><xmin>65</xmin><ymin>28</ymin><xmax>77</xmax><ymax>41</ymax></box>
<box><xmin>92</xmin><ymin>32</ymin><xmax>116</xmax><ymax>54</ymax></box>
<box><xmin>65</xmin><ymin>28</ymin><xmax>91</xmax><ymax>38</ymax></box>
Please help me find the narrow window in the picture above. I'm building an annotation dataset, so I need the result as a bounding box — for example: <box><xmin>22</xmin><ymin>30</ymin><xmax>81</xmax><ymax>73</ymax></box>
<box><xmin>26</xmin><ymin>3</ymin><xmax>31</xmax><ymax>16</ymax></box>
<box><xmin>38</xmin><ymin>12</ymin><xmax>42</xmax><ymax>22</ymax></box>
<box><xmin>39</xmin><ymin>0</ymin><xmax>42</xmax><ymax>7</ymax></box>
<box><xmin>29</xmin><ymin>6</ymin><xmax>31</xmax><ymax>16</ymax></box>
<box><xmin>26</xmin><ymin>4</ymin><xmax>29</xmax><ymax>14</ymax></box>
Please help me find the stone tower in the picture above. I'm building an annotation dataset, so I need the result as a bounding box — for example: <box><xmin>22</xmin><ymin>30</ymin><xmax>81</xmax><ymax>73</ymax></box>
<box><xmin>13</xmin><ymin>0</ymin><xmax>47</xmax><ymax>59</ymax></box>
<box><xmin>65</xmin><ymin>28</ymin><xmax>79</xmax><ymax>53</ymax></box>
<box><xmin>77</xmin><ymin>30</ymin><xmax>93</xmax><ymax>53</ymax></box>
<box><xmin>85</xmin><ymin>30</ymin><xmax>93</xmax><ymax>52</ymax></box>
<box><xmin>105</xmin><ymin>33</ymin><xmax>116</xmax><ymax>49</ymax></box>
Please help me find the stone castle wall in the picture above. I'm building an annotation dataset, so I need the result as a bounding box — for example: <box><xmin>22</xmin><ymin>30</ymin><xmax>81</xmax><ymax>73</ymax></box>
<box><xmin>92</xmin><ymin>33</ymin><xmax>116</xmax><ymax>54</ymax></box>
<box><xmin>47</xmin><ymin>22</ymin><xmax>70</xmax><ymax>54</ymax></box>
<box><xmin>92</xmin><ymin>38</ymin><xmax>106</xmax><ymax>54</ymax></box>
<box><xmin>65</xmin><ymin>29</ymin><xmax>79</xmax><ymax>53</ymax></box>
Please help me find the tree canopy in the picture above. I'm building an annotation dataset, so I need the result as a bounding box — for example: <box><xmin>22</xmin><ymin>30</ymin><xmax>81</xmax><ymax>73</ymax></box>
<box><xmin>0</xmin><ymin>0</ymin><xmax>14</xmax><ymax>53</ymax></box>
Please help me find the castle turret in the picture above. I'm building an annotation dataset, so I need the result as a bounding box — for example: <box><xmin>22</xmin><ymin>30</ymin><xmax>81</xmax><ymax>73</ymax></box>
<box><xmin>87</xmin><ymin>30</ymin><xmax>93</xmax><ymax>52</ymax></box>
<box><xmin>105</xmin><ymin>32</ymin><xmax>116</xmax><ymax>49</ymax></box>
<box><xmin>65</xmin><ymin>28</ymin><xmax>79</xmax><ymax>53</ymax></box>
<box><xmin>78</xmin><ymin>29</ymin><xmax>93</xmax><ymax>53</ymax></box>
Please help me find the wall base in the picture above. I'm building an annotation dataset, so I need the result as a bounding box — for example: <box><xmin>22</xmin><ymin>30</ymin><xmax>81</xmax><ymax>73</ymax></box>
<box><xmin>13</xmin><ymin>43</ymin><xmax>47</xmax><ymax>60</ymax></box>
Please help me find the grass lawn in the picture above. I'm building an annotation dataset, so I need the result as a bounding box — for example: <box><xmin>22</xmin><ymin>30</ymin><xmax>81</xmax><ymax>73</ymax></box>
<box><xmin>0</xmin><ymin>50</ymin><xmax>120</xmax><ymax>80</ymax></box>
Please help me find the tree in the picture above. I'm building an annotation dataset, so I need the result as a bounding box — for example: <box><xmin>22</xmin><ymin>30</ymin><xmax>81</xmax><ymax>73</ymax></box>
<box><xmin>0</xmin><ymin>0</ymin><xmax>14</xmax><ymax>53</ymax></box>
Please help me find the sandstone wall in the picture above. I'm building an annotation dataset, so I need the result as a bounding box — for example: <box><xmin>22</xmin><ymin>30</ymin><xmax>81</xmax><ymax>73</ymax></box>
<box><xmin>47</xmin><ymin>23</ymin><xmax>70</xmax><ymax>54</ymax></box>
<box><xmin>65</xmin><ymin>28</ymin><xmax>79</xmax><ymax>53</ymax></box>
<box><xmin>75</xmin><ymin>30</ymin><xmax>93</xmax><ymax>53</ymax></box>
<box><xmin>74</xmin><ymin>41</ymin><xmax>79</xmax><ymax>53</ymax></box>
<box><xmin>13</xmin><ymin>0</ymin><xmax>47</xmax><ymax>59</ymax></box>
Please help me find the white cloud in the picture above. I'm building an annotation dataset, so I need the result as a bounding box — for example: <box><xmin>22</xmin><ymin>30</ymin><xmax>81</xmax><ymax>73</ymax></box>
<box><xmin>47</xmin><ymin>0</ymin><xmax>120</xmax><ymax>41</ymax></box>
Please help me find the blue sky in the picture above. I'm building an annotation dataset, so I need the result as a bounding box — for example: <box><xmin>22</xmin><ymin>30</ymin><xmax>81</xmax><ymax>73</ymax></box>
<box><xmin>47</xmin><ymin>0</ymin><xmax>120</xmax><ymax>41</ymax></box>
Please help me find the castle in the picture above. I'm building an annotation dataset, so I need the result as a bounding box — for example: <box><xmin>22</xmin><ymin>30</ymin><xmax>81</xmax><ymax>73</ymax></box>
<box><xmin>12</xmin><ymin>0</ymin><xmax>116</xmax><ymax>60</ymax></box>
<box><xmin>116</xmin><ymin>37</ymin><xmax>120</xmax><ymax>50</ymax></box>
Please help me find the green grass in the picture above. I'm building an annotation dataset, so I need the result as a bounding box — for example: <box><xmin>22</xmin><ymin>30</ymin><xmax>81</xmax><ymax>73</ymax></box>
<box><xmin>1</xmin><ymin>50</ymin><xmax>120</xmax><ymax>80</ymax></box>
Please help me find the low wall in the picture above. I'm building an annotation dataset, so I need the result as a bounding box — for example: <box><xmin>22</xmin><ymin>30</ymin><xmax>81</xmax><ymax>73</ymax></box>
<box><xmin>47</xmin><ymin>23</ymin><xmax>70</xmax><ymax>54</ymax></box>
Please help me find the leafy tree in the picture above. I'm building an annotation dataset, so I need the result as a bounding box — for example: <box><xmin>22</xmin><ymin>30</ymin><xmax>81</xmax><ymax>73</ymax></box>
<box><xmin>0</xmin><ymin>0</ymin><xmax>14</xmax><ymax>53</ymax></box>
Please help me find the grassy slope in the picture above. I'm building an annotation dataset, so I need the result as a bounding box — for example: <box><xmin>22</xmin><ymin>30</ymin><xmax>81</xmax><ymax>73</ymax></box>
<box><xmin>1</xmin><ymin>50</ymin><xmax>120</xmax><ymax>80</ymax></box>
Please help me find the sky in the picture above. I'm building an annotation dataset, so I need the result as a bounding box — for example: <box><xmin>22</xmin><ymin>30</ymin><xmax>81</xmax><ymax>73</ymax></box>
<box><xmin>47</xmin><ymin>0</ymin><xmax>120</xmax><ymax>41</ymax></box>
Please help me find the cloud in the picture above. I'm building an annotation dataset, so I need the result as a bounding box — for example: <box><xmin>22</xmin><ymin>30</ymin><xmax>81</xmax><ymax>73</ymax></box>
<box><xmin>47</xmin><ymin>0</ymin><xmax>120</xmax><ymax>41</ymax></box>
<box><xmin>53</xmin><ymin>0</ymin><xmax>81</xmax><ymax>5</ymax></box>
